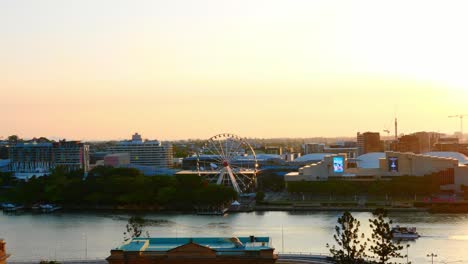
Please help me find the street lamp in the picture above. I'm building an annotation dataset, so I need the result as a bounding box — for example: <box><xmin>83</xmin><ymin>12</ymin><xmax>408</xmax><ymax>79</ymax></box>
<box><xmin>83</xmin><ymin>233</ymin><xmax>88</xmax><ymax>259</ymax></box>
<box><xmin>427</xmin><ymin>253</ymin><xmax>438</xmax><ymax>264</ymax></box>
<box><xmin>406</xmin><ymin>244</ymin><xmax>410</xmax><ymax>264</ymax></box>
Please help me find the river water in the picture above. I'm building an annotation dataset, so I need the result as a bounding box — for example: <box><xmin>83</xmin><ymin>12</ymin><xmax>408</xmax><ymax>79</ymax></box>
<box><xmin>1</xmin><ymin>211</ymin><xmax>468</xmax><ymax>263</ymax></box>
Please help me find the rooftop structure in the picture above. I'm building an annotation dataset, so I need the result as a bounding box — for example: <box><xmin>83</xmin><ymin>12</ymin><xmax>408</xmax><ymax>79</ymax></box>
<box><xmin>355</xmin><ymin>152</ymin><xmax>386</xmax><ymax>169</ymax></box>
<box><xmin>107</xmin><ymin>236</ymin><xmax>277</xmax><ymax>264</ymax></box>
<box><xmin>291</xmin><ymin>153</ymin><xmax>334</xmax><ymax>165</ymax></box>
<box><xmin>423</xmin><ymin>152</ymin><xmax>468</xmax><ymax>166</ymax></box>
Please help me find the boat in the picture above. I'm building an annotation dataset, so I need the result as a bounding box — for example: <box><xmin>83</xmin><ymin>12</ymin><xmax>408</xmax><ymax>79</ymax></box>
<box><xmin>2</xmin><ymin>203</ymin><xmax>24</xmax><ymax>212</ymax></box>
<box><xmin>39</xmin><ymin>204</ymin><xmax>62</xmax><ymax>213</ymax></box>
<box><xmin>31</xmin><ymin>203</ymin><xmax>41</xmax><ymax>211</ymax></box>
<box><xmin>391</xmin><ymin>226</ymin><xmax>420</xmax><ymax>240</ymax></box>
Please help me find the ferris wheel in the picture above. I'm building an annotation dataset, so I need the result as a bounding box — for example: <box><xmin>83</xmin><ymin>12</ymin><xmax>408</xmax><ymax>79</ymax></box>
<box><xmin>197</xmin><ymin>133</ymin><xmax>258</xmax><ymax>194</ymax></box>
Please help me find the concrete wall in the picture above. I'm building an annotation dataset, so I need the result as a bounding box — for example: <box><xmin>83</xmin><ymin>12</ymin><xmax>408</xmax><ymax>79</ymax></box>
<box><xmin>286</xmin><ymin>151</ymin><xmax>461</xmax><ymax>183</ymax></box>
<box><xmin>380</xmin><ymin>152</ymin><xmax>458</xmax><ymax>177</ymax></box>
<box><xmin>286</xmin><ymin>154</ymin><xmax>347</xmax><ymax>181</ymax></box>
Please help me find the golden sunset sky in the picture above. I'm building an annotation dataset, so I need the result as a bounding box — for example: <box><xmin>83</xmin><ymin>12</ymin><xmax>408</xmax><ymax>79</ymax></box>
<box><xmin>1</xmin><ymin>0</ymin><xmax>467</xmax><ymax>140</ymax></box>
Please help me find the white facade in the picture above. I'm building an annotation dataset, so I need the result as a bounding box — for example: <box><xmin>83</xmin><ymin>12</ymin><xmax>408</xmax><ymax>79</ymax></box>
<box><xmin>108</xmin><ymin>138</ymin><xmax>173</xmax><ymax>168</ymax></box>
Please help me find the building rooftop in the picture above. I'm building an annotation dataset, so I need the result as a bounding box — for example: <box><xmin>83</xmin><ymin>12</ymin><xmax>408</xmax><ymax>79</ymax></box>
<box><xmin>117</xmin><ymin>237</ymin><xmax>273</xmax><ymax>253</ymax></box>
<box><xmin>355</xmin><ymin>152</ymin><xmax>386</xmax><ymax>169</ymax></box>
<box><xmin>292</xmin><ymin>153</ymin><xmax>334</xmax><ymax>163</ymax></box>
<box><xmin>423</xmin><ymin>152</ymin><xmax>468</xmax><ymax>166</ymax></box>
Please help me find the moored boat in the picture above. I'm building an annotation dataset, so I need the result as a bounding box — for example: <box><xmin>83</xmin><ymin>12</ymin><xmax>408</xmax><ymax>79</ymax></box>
<box><xmin>391</xmin><ymin>225</ymin><xmax>420</xmax><ymax>240</ymax></box>
<box><xmin>2</xmin><ymin>203</ymin><xmax>24</xmax><ymax>212</ymax></box>
<box><xmin>39</xmin><ymin>204</ymin><xmax>62</xmax><ymax>213</ymax></box>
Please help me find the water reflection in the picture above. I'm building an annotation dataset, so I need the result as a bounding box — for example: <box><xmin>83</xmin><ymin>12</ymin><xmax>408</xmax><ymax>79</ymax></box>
<box><xmin>1</xmin><ymin>211</ymin><xmax>468</xmax><ymax>263</ymax></box>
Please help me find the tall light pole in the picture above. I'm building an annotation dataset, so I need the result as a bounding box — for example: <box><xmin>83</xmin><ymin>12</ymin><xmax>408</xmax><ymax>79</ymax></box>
<box><xmin>83</xmin><ymin>233</ymin><xmax>87</xmax><ymax>259</ymax></box>
<box><xmin>449</xmin><ymin>114</ymin><xmax>467</xmax><ymax>141</ymax></box>
<box><xmin>406</xmin><ymin>244</ymin><xmax>410</xmax><ymax>264</ymax></box>
<box><xmin>427</xmin><ymin>253</ymin><xmax>438</xmax><ymax>264</ymax></box>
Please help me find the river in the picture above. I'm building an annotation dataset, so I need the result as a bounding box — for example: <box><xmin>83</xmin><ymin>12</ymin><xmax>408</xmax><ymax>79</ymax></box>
<box><xmin>1</xmin><ymin>211</ymin><xmax>468</xmax><ymax>263</ymax></box>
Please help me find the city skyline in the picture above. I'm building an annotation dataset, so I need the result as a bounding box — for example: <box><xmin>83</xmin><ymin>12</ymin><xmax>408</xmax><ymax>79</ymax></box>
<box><xmin>2</xmin><ymin>0</ymin><xmax>468</xmax><ymax>140</ymax></box>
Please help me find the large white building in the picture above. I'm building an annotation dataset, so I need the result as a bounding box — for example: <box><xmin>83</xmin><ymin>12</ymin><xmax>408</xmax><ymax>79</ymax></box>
<box><xmin>108</xmin><ymin>133</ymin><xmax>173</xmax><ymax>168</ymax></box>
<box><xmin>285</xmin><ymin>151</ymin><xmax>468</xmax><ymax>192</ymax></box>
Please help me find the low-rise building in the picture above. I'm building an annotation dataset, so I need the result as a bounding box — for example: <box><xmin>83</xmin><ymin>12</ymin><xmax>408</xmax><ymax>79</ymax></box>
<box><xmin>107</xmin><ymin>236</ymin><xmax>277</xmax><ymax>264</ymax></box>
<box><xmin>303</xmin><ymin>143</ymin><xmax>325</xmax><ymax>154</ymax></box>
<box><xmin>285</xmin><ymin>151</ymin><xmax>468</xmax><ymax>192</ymax></box>
<box><xmin>104</xmin><ymin>153</ymin><xmax>131</xmax><ymax>167</ymax></box>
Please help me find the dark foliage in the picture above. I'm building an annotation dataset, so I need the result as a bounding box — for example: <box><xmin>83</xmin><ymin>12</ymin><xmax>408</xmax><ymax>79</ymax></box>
<box><xmin>368</xmin><ymin>209</ymin><xmax>407</xmax><ymax>264</ymax></box>
<box><xmin>288</xmin><ymin>176</ymin><xmax>438</xmax><ymax>197</ymax></box>
<box><xmin>124</xmin><ymin>216</ymin><xmax>148</xmax><ymax>241</ymax></box>
<box><xmin>327</xmin><ymin>211</ymin><xmax>367</xmax><ymax>264</ymax></box>
<box><xmin>1</xmin><ymin>166</ymin><xmax>237</xmax><ymax>210</ymax></box>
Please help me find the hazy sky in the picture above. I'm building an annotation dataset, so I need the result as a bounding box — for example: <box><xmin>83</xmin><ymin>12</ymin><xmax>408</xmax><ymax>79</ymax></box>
<box><xmin>1</xmin><ymin>0</ymin><xmax>468</xmax><ymax>140</ymax></box>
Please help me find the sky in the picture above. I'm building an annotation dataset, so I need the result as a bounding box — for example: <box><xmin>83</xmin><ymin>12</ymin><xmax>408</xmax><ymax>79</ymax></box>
<box><xmin>1</xmin><ymin>0</ymin><xmax>468</xmax><ymax>141</ymax></box>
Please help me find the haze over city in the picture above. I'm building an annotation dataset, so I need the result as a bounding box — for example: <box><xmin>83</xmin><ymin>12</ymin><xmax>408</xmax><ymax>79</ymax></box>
<box><xmin>2</xmin><ymin>0</ymin><xmax>468</xmax><ymax>140</ymax></box>
<box><xmin>4</xmin><ymin>1</ymin><xmax>468</xmax><ymax>264</ymax></box>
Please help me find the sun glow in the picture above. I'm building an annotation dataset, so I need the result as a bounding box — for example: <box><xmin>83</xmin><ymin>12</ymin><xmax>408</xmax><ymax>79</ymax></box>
<box><xmin>1</xmin><ymin>0</ymin><xmax>467</xmax><ymax>139</ymax></box>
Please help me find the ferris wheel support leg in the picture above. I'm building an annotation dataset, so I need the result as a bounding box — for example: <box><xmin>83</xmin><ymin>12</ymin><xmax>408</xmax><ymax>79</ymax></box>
<box><xmin>226</xmin><ymin>166</ymin><xmax>241</xmax><ymax>193</ymax></box>
<box><xmin>216</xmin><ymin>171</ymin><xmax>225</xmax><ymax>185</ymax></box>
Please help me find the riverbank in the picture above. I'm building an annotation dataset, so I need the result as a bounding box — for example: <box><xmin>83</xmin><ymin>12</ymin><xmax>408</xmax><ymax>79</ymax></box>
<box><xmin>254</xmin><ymin>200</ymin><xmax>468</xmax><ymax>213</ymax></box>
<box><xmin>5</xmin><ymin>203</ymin><xmax>467</xmax><ymax>214</ymax></box>
<box><xmin>254</xmin><ymin>204</ymin><xmax>428</xmax><ymax>212</ymax></box>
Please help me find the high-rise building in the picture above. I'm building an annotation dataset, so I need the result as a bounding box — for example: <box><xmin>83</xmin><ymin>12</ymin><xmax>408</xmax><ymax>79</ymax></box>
<box><xmin>396</xmin><ymin>135</ymin><xmax>421</xmax><ymax>153</ymax></box>
<box><xmin>8</xmin><ymin>142</ymin><xmax>54</xmax><ymax>179</ymax></box>
<box><xmin>391</xmin><ymin>132</ymin><xmax>442</xmax><ymax>154</ymax></box>
<box><xmin>357</xmin><ymin>132</ymin><xmax>383</xmax><ymax>156</ymax></box>
<box><xmin>108</xmin><ymin>134</ymin><xmax>173</xmax><ymax>168</ymax></box>
<box><xmin>8</xmin><ymin>140</ymin><xmax>90</xmax><ymax>180</ymax></box>
<box><xmin>53</xmin><ymin>141</ymin><xmax>90</xmax><ymax>172</ymax></box>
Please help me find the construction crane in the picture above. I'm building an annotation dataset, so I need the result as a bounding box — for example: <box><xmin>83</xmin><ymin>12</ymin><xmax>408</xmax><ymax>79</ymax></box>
<box><xmin>448</xmin><ymin>114</ymin><xmax>467</xmax><ymax>141</ymax></box>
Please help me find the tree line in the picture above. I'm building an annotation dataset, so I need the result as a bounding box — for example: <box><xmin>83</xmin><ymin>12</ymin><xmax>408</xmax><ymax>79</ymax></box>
<box><xmin>288</xmin><ymin>176</ymin><xmax>440</xmax><ymax>197</ymax></box>
<box><xmin>0</xmin><ymin>166</ymin><xmax>237</xmax><ymax>210</ymax></box>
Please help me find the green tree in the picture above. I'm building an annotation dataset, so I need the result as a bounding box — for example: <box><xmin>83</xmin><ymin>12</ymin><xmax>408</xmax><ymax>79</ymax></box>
<box><xmin>7</xmin><ymin>135</ymin><xmax>20</xmax><ymax>143</ymax></box>
<box><xmin>327</xmin><ymin>211</ymin><xmax>367</xmax><ymax>264</ymax></box>
<box><xmin>368</xmin><ymin>208</ymin><xmax>407</xmax><ymax>264</ymax></box>
<box><xmin>123</xmin><ymin>216</ymin><xmax>149</xmax><ymax>242</ymax></box>
<box><xmin>256</xmin><ymin>191</ymin><xmax>265</xmax><ymax>202</ymax></box>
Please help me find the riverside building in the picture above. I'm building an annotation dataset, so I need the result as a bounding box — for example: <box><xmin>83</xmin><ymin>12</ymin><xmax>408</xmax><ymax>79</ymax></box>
<box><xmin>107</xmin><ymin>133</ymin><xmax>173</xmax><ymax>168</ymax></box>
<box><xmin>285</xmin><ymin>151</ymin><xmax>468</xmax><ymax>193</ymax></box>
<box><xmin>8</xmin><ymin>140</ymin><xmax>89</xmax><ymax>180</ymax></box>
<box><xmin>107</xmin><ymin>236</ymin><xmax>277</xmax><ymax>264</ymax></box>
